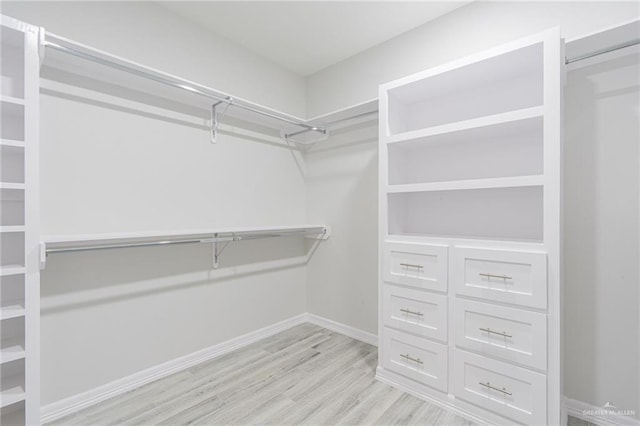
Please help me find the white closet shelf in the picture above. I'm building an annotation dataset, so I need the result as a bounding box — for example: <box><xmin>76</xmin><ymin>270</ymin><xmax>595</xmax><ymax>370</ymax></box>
<box><xmin>0</xmin><ymin>373</ymin><xmax>25</xmax><ymax>408</ymax></box>
<box><xmin>0</xmin><ymin>139</ymin><xmax>25</xmax><ymax>148</ymax></box>
<box><xmin>0</xmin><ymin>183</ymin><xmax>25</xmax><ymax>190</ymax></box>
<box><xmin>42</xmin><ymin>32</ymin><xmax>376</xmax><ymax>145</ymax></box>
<box><xmin>384</xmin><ymin>106</ymin><xmax>544</xmax><ymax>144</ymax></box>
<box><xmin>0</xmin><ymin>302</ymin><xmax>25</xmax><ymax>321</ymax></box>
<box><xmin>0</xmin><ymin>339</ymin><xmax>25</xmax><ymax>365</ymax></box>
<box><xmin>0</xmin><ymin>226</ymin><xmax>25</xmax><ymax>233</ymax></box>
<box><xmin>0</xmin><ymin>95</ymin><xmax>25</xmax><ymax>106</ymax></box>
<box><xmin>41</xmin><ymin>225</ymin><xmax>330</xmax><ymax>268</ymax></box>
<box><xmin>0</xmin><ymin>266</ymin><xmax>25</xmax><ymax>277</ymax></box>
<box><xmin>386</xmin><ymin>175</ymin><xmax>545</xmax><ymax>193</ymax></box>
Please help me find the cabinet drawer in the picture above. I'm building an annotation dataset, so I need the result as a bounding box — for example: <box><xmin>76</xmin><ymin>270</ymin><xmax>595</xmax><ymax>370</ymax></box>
<box><xmin>383</xmin><ymin>242</ymin><xmax>448</xmax><ymax>292</ymax></box>
<box><xmin>452</xmin><ymin>349</ymin><xmax>546</xmax><ymax>425</ymax></box>
<box><xmin>382</xmin><ymin>328</ymin><xmax>447</xmax><ymax>392</ymax></box>
<box><xmin>454</xmin><ymin>298</ymin><xmax>546</xmax><ymax>370</ymax></box>
<box><xmin>452</xmin><ymin>247</ymin><xmax>547</xmax><ymax>309</ymax></box>
<box><xmin>383</xmin><ymin>285</ymin><xmax>447</xmax><ymax>342</ymax></box>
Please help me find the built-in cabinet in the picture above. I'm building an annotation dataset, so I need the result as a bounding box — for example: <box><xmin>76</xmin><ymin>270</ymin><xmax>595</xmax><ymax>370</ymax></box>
<box><xmin>0</xmin><ymin>16</ymin><xmax>40</xmax><ymax>426</ymax></box>
<box><xmin>377</xmin><ymin>28</ymin><xmax>563</xmax><ymax>425</ymax></box>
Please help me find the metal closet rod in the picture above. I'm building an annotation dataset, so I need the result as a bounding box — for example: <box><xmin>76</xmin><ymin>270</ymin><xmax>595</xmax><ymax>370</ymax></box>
<box><xmin>45</xmin><ymin>227</ymin><xmax>327</xmax><ymax>255</ymax></box>
<box><xmin>43</xmin><ymin>40</ymin><xmax>320</xmax><ymax>131</ymax></box>
<box><xmin>565</xmin><ymin>38</ymin><xmax>640</xmax><ymax>64</ymax></box>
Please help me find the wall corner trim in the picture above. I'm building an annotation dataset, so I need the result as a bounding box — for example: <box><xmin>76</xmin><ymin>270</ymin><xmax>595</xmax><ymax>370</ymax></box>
<box><xmin>305</xmin><ymin>313</ymin><xmax>378</xmax><ymax>346</ymax></box>
<box><xmin>40</xmin><ymin>313</ymin><xmax>377</xmax><ymax>423</ymax></box>
<box><xmin>565</xmin><ymin>397</ymin><xmax>640</xmax><ymax>426</ymax></box>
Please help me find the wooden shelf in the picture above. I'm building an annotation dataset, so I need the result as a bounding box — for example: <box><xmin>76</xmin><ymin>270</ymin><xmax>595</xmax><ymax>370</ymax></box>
<box><xmin>0</xmin><ymin>339</ymin><xmax>25</xmax><ymax>365</ymax></box>
<box><xmin>0</xmin><ymin>302</ymin><xmax>25</xmax><ymax>321</ymax></box>
<box><xmin>0</xmin><ymin>226</ymin><xmax>25</xmax><ymax>233</ymax></box>
<box><xmin>0</xmin><ymin>96</ymin><xmax>24</xmax><ymax>106</ymax></box>
<box><xmin>0</xmin><ymin>373</ymin><xmax>25</xmax><ymax>408</ymax></box>
<box><xmin>385</xmin><ymin>106</ymin><xmax>544</xmax><ymax>145</ymax></box>
<box><xmin>387</xmin><ymin>175</ymin><xmax>544</xmax><ymax>193</ymax></box>
<box><xmin>0</xmin><ymin>266</ymin><xmax>25</xmax><ymax>277</ymax></box>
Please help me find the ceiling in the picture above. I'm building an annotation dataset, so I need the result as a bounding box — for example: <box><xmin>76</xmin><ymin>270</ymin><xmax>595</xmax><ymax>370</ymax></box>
<box><xmin>160</xmin><ymin>1</ymin><xmax>471</xmax><ymax>76</ymax></box>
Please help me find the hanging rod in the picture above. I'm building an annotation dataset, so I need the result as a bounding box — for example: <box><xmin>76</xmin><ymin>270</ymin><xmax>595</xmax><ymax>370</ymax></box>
<box><xmin>40</xmin><ymin>226</ymin><xmax>329</xmax><ymax>269</ymax></box>
<box><xmin>43</xmin><ymin>39</ymin><xmax>319</xmax><ymax>132</ymax></box>
<box><xmin>566</xmin><ymin>38</ymin><xmax>640</xmax><ymax>64</ymax></box>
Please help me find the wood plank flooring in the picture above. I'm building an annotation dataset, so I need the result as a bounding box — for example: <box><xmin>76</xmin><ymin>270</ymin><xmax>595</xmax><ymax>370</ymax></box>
<box><xmin>49</xmin><ymin>323</ymin><xmax>474</xmax><ymax>425</ymax></box>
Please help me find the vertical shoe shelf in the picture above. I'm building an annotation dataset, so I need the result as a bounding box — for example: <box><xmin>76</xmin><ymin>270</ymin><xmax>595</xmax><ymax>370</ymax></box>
<box><xmin>1</xmin><ymin>16</ymin><xmax>40</xmax><ymax>426</ymax></box>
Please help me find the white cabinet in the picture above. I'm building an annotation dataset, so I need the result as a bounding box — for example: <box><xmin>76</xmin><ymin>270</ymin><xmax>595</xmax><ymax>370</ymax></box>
<box><xmin>0</xmin><ymin>15</ymin><xmax>40</xmax><ymax>426</ymax></box>
<box><xmin>383</xmin><ymin>242</ymin><xmax>448</xmax><ymax>292</ymax></box>
<box><xmin>382</xmin><ymin>284</ymin><xmax>447</xmax><ymax>342</ymax></box>
<box><xmin>452</xmin><ymin>247</ymin><xmax>547</xmax><ymax>309</ymax></box>
<box><xmin>378</xmin><ymin>27</ymin><xmax>562</xmax><ymax>425</ymax></box>
<box><xmin>453</xmin><ymin>298</ymin><xmax>547</xmax><ymax>370</ymax></box>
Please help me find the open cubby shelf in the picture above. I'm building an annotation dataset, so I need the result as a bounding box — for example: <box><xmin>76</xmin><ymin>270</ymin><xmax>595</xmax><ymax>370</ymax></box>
<box><xmin>388</xmin><ymin>116</ymin><xmax>544</xmax><ymax>185</ymax></box>
<box><xmin>388</xmin><ymin>186</ymin><xmax>544</xmax><ymax>242</ymax></box>
<box><xmin>0</xmin><ymin>145</ymin><xmax>25</xmax><ymax>185</ymax></box>
<box><xmin>386</xmin><ymin>42</ymin><xmax>543</xmax><ymax>136</ymax></box>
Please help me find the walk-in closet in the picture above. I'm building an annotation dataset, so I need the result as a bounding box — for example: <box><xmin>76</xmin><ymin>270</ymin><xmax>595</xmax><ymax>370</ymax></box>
<box><xmin>0</xmin><ymin>2</ymin><xmax>638</xmax><ymax>425</ymax></box>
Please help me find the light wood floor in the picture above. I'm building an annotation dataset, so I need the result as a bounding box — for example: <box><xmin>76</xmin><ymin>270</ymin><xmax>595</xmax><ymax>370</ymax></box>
<box><xmin>49</xmin><ymin>323</ymin><xmax>476</xmax><ymax>425</ymax></box>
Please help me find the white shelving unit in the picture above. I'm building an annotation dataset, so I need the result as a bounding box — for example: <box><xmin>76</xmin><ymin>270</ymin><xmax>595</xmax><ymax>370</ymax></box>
<box><xmin>0</xmin><ymin>15</ymin><xmax>40</xmax><ymax>426</ymax></box>
<box><xmin>377</xmin><ymin>28</ymin><xmax>563</xmax><ymax>425</ymax></box>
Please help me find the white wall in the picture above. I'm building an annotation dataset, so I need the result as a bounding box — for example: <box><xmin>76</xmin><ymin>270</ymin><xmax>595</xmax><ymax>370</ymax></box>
<box><xmin>307</xmin><ymin>1</ymin><xmax>640</xmax><ymax>117</ymax></box>
<box><xmin>305</xmin><ymin>122</ymin><xmax>378</xmax><ymax>334</ymax></box>
<box><xmin>1</xmin><ymin>1</ymin><xmax>306</xmax><ymax>117</ymax></box>
<box><xmin>2</xmin><ymin>2</ymin><xmax>311</xmax><ymax>406</ymax></box>
<box><xmin>565</xmin><ymin>52</ymin><xmax>639</xmax><ymax>417</ymax></box>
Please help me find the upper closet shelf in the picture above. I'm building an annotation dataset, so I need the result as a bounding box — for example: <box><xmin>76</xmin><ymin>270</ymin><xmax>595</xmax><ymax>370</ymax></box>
<box><xmin>384</xmin><ymin>106</ymin><xmax>543</xmax><ymax>144</ymax></box>
<box><xmin>40</xmin><ymin>225</ymin><xmax>330</xmax><ymax>269</ymax></box>
<box><xmin>41</xmin><ymin>32</ymin><xmax>377</xmax><ymax>145</ymax></box>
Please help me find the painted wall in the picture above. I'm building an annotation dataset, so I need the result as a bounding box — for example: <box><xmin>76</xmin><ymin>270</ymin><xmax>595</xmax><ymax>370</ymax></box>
<box><xmin>2</xmin><ymin>2</ymin><xmax>310</xmax><ymax>406</ymax></box>
<box><xmin>565</xmin><ymin>52</ymin><xmax>640</xmax><ymax>417</ymax></box>
<box><xmin>307</xmin><ymin>1</ymin><xmax>640</xmax><ymax>117</ymax></box>
<box><xmin>1</xmin><ymin>1</ymin><xmax>306</xmax><ymax>117</ymax></box>
<box><xmin>305</xmin><ymin>122</ymin><xmax>378</xmax><ymax>335</ymax></box>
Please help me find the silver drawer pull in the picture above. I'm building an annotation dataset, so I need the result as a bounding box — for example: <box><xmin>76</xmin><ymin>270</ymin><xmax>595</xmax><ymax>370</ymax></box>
<box><xmin>400</xmin><ymin>353</ymin><xmax>423</xmax><ymax>365</ymax></box>
<box><xmin>479</xmin><ymin>273</ymin><xmax>512</xmax><ymax>280</ymax></box>
<box><xmin>479</xmin><ymin>381</ymin><xmax>512</xmax><ymax>396</ymax></box>
<box><xmin>400</xmin><ymin>263</ymin><xmax>424</xmax><ymax>270</ymax></box>
<box><xmin>479</xmin><ymin>327</ymin><xmax>512</xmax><ymax>338</ymax></box>
<box><xmin>400</xmin><ymin>308</ymin><xmax>424</xmax><ymax>316</ymax></box>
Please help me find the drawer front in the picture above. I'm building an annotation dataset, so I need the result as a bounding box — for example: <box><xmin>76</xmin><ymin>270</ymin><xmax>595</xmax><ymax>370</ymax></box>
<box><xmin>452</xmin><ymin>247</ymin><xmax>547</xmax><ymax>309</ymax></box>
<box><xmin>384</xmin><ymin>242</ymin><xmax>448</xmax><ymax>292</ymax></box>
<box><xmin>382</xmin><ymin>328</ymin><xmax>448</xmax><ymax>392</ymax></box>
<box><xmin>383</xmin><ymin>285</ymin><xmax>447</xmax><ymax>342</ymax></box>
<box><xmin>454</xmin><ymin>298</ymin><xmax>547</xmax><ymax>370</ymax></box>
<box><xmin>452</xmin><ymin>349</ymin><xmax>546</xmax><ymax>425</ymax></box>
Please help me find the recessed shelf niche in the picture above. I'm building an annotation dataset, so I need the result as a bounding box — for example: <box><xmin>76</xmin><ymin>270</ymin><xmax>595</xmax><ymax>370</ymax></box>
<box><xmin>0</xmin><ymin>189</ymin><xmax>24</xmax><ymax>227</ymax></box>
<box><xmin>0</xmin><ymin>145</ymin><xmax>25</xmax><ymax>184</ymax></box>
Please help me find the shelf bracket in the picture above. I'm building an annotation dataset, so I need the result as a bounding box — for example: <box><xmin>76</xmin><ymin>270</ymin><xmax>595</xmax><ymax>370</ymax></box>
<box><xmin>210</xmin><ymin>233</ymin><xmax>235</xmax><ymax>269</ymax></box>
<box><xmin>210</xmin><ymin>97</ymin><xmax>232</xmax><ymax>144</ymax></box>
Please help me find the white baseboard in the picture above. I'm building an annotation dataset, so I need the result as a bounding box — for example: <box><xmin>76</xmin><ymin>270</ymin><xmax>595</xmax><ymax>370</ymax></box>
<box><xmin>565</xmin><ymin>397</ymin><xmax>640</xmax><ymax>426</ymax></box>
<box><xmin>40</xmin><ymin>313</ymin><xmax>308</xmax><ymax>424</ymax></box>
<box><xmin>40</xmin><ymin>313</ymin><xmax>377</xmax><ymax>423</ymax></box>
<box><xmin>305</xmin><ymin>313</ymin><xmax>378</xmax><ymax>346</ymax></box>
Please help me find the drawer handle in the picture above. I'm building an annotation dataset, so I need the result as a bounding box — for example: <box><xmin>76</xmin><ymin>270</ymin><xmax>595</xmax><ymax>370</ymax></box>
<box><xmin>479</xmin><ymin>273</ymin><xmax>512</xmax><ymax>280</ymax></box>
<box><xmin>400</xmin><ymin>308</ymin><xmax>424</xmax><ymax>317</ymax></box>
<box><xmin>479</xmin><ymin>327</ymin><xmax>512</xmax><ymax>338</ymax></box>
<box><xmin>479</xmin><ymin>381</ymin><xmax>512</xmax><ymax>396</ymax></box>
<box><xmin>400</xmin><ymin>263</ymin><xmax>424</xmax><ymax>270</ymax></box>
<box><xmin>400</xmin><ymin>353</ymin><xmax>423</xmax><ymax>365</ymax></box>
